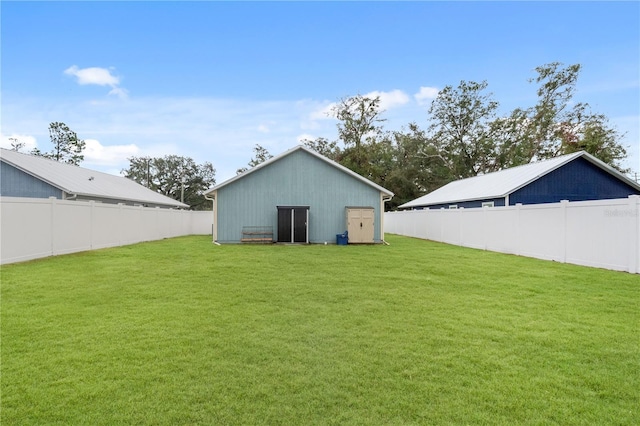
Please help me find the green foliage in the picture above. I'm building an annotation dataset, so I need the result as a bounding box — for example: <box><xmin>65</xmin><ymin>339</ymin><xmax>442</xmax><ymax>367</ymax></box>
<box><xmin>386</xmin><ymin>124</ymin><xmax>451</xmax><ymax>208</ymax></box>
<box><xmin>563</xmin><ymin>114</ymin><xmax>628</xmax><ymax>171</ymax></box>
<box><xmin>321</xmin><ymin>95</ymin><xmax>386</xmax><ymax>178</ymax></box>
<box><xmin>31</xmin><ymin>122</ymin><xmax>86</xmax><ymax>165</ymax></box>
<box><xmin>499</xmin><ymin>62</ymin><xmax>629</xmax><ymax>171</ymax></box>
<box><xmin>8</xmin><ymin>137</ymin><xmax>24</xmax><ymax>152</ymax></box>
<box><xmin>123</xmin><ymin>155</ymin><xmax>216</xmax><ymax>210</ymax></box>
<box><xmin>301</xmin><ymin>62</ymin><xmax>630</xmax><ymax>210</ymax></box>
<box><xmin>333</xmin><ymin>95</ymin><xmax>385</xmax><ymax>151</ymax></box>
<box><xmin>302</xmin><ymin>137</ymin><xmax>340</xmax><ymax>160</ymax></box>
<box><xmin>2</xmin><ymin>235</ymin><xmax>638</xmax><ymax>424</ymax></box>
<box><xmin>427</xmin><ymin>80</ymin><xmax>500</xmax><ymax>178</ymax></box>
<box><xmin>236</xmin><ymin>144</ymin><xmax>274</xmax><ymax>174</ymax></box>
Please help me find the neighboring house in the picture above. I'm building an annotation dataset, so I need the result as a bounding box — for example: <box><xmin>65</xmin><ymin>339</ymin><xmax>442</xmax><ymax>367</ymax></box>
<box><xmin>400</xmin><ymin>151</ymin><xmax>640</xmax><ymax>210</ymax></box>
<box><xmin>205</xmin><ymin>145</ymin><xmax>394</xmax><ymax>244</ymax></box>
<box><xmin>0</xmin><ymin>148</ymin><xmax>188</xmax><ymax>209</ymax></box>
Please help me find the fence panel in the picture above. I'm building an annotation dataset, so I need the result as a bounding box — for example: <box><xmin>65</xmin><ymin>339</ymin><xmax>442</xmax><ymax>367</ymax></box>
<box><xmin>385</xmin><ymin>196</ymin><xmax>639</xmax><ymax>274</ymax></box>
<box><xmin>565</xmin><ymin>198</ymin><xmax>638</xmax><ymax>271</ymax></box>
<box><xmin>484</xmin><ymin>206</ymin><xmax>517</xmax><ymax>254</ymax></box>
<box><xmin>52</xmin><ymin>200</ymin><xmax>93</xmax><ymax>256</ymax></box>
<box><xmin>1</xmin><ymin>197</ymin><xmax>214</xmax><ymax>265</ymax></box>
<box><xmin>517</xmin><ymin>203</ymin><xmax>565</xmax><ymax>262</ymax></box>
<box><xmin>458</xmin><ymin>208</ymin><xmax>485</xmax><ymax>250</ymax></box>
<box><xmin>1</xmin><ymin>198</ymin><xmax>53</xmax><ymax>263</ymax></box>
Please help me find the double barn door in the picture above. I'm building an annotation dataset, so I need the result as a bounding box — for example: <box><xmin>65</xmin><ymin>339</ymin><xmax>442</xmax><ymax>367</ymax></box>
<box><xmin>277</xmin><ymin>206</ymin><xmax>309</xmax><ymax>243</ymax></box>
<box><xmin>346</xmin><ymin>207</ymin><xmax>374</xmax><ymax>243</ymax></box>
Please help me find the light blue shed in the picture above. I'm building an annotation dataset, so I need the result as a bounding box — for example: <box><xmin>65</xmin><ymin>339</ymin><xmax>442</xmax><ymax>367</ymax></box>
<box><xmin>205</xmin><ymin>145</ymin><xmax>394</xmax><ymax>244</ymax></box>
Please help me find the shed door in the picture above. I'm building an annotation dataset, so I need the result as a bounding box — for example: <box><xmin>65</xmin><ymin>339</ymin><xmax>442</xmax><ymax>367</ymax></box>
<box><xmin>346</xmin><ymin>207</ymin><xmax>374</xmax><ymax>243</ymax></box>
<box><xmin>277</xmin><ymin>206</ymin><xmax>309</xmax><ymax>243</ymax></box>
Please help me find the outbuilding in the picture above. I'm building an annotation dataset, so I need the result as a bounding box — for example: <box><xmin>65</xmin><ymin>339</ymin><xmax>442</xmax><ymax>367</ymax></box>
<box><xmin>205</xmin><ymin>145</ymin><xmax>394</xmax><ymax>244</ymax></box>
<box><xmin>0</xmin><ymin>148</ymin><xmax>187</xmax><ymax>209</ymax></box>
<box><xmin>400</xmin><ymin>150</ymin><xmax>640</xmax><ymax>210</ymax></box>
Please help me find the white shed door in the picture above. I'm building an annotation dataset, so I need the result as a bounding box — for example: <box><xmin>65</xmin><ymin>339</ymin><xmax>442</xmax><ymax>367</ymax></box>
<box><xmin>346</xmin><ymin>208</ymin><xmax>374</xmax><ymax>243</ymax></box>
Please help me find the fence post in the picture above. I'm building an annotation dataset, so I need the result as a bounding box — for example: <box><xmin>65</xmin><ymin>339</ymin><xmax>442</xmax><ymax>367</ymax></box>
<box><xmin>89</xmin><ymin>201</ymin><xmax>95</xmax><ymax>249</ymax></box>
<box><xmin>515</xmin><ymin>203</ymin><xmax>522</xmax><ymax>256</ymax></box>
<box><xmin>118</xmin><ymin>203</ymin><xmax>124</xmax><ymax>245</ymax></box>
<box><xmin>482</xmin><ymin>205</ymin><xmax>488</xmax><ymax>251</ymax></box>
<box><xmin>49</xmin><ymin>197</ymin><xmax>56</xmax><ymax>257</ymax></box>
<box><xmin>458</xmin><ymin>207</ymin><xmax>464</xmax><ymax>246</ymax></box>
<box><xmin>629</xmin><ymin>195</ymin><xmax>639</xmax><ymax>274</ymax></box>
<box><xmin>561</xmin><ymin>200</ymin><xmax>569</xmax><ymax>264</ymax></box>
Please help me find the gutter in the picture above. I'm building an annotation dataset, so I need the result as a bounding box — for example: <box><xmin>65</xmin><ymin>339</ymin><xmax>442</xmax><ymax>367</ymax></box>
<box><xmin>381</xmin><ymin>193</ymin><xmax>393</xmax><ymax>245</ymax></box>
<box><xmin>204</xmin><ymin>193</ymin><xmax>216</xmax><ymax>244</ymax></box>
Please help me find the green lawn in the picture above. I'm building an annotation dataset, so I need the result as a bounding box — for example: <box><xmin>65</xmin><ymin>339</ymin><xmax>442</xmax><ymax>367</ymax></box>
<box><xmin>1</xmin><ymin>235</ymin><xmax>638</xmax><ymax>425</ymax></box>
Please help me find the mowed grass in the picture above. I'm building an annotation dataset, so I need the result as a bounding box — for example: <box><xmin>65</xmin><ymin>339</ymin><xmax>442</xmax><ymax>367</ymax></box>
<box><xmin>1</xmin><ymin>235</ymin><xmax>638</xmax><ymax>425</ymax></box>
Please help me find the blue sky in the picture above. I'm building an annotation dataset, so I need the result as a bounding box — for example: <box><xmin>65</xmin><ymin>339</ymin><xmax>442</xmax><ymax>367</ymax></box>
<box><xmin>2</xmin><ymin>1</ymin><xmax>639</xmax><ymax>182</ymax></box>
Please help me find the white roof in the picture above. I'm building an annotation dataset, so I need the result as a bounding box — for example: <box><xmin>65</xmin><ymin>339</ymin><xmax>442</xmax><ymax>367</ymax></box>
<box><xmin>1</xmin><ymin>148</ymin><xmax>188</xmax><ymax>208</ymax></box>
<box><xmin>206</xmin><ymin>145</ymin><xmax>394</xmax><ymax>197</ymax></box>
<box><xmin>400</xmin><ymin>151</ymin><xmax>640</xmax><ymax>209</ymax></box>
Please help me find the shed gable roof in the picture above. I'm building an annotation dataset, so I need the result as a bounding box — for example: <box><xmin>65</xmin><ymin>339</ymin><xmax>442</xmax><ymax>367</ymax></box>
<box><xmin>206</xmin><ymin>145</ymin><xmax>394</xmax><ymax>197</ymax></box>
<box><xmin>0</xmin><ymin>148</ymin><xmax>188</xmax><ymax>208</ymax></box>
<box><xmin>400</xmin><ymin>151</ymin><xmax>640</xmax><ymax>209</ymax></box>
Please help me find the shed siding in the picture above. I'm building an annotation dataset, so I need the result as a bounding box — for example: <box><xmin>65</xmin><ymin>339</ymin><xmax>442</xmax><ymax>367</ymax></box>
<box><xmin>0</xmin><ymin>162</ymin><xmax>61</xmax><ymax>199</ymax></box>
<box><xmin>510</xmin><ymin>157</ymin><xmax>640</xmax><ymax>205</ymax></box>
<box><xmin>216</xmin><ymin>149</ymin><xmax>383</xmax><ymax>243</ymax></box>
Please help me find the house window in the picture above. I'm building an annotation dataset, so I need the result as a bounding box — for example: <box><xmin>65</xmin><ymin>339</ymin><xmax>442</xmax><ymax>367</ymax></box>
<box><xmin>482</xmin><ymin>201</ymin><xmax>494</xmax><ymax>208</ymax></box>
<box><xmin>449</xmin><ymin>205</ymin><xmax>458</xmax><ymax>210</ymax></box>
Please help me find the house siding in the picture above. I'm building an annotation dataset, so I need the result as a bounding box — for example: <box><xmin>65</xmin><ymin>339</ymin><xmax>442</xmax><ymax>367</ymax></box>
<box><xmin>0</xmin><ymin>162</ymin><xmax>62</xmax><ymax>199</ymax></box>
<box><xmin>424</xmin><ymin>197</ymin><xmax>506</xmax><ymax>210</ymax></box>
<box><xmin>509</xmin><ymin>157</ymin><xmax>640</xmax><ymax>205</ymax></box>
<box><xmin>216</xmin><ymin>149</ymin><xmax>384</xmax><ymax>243</ymax></box>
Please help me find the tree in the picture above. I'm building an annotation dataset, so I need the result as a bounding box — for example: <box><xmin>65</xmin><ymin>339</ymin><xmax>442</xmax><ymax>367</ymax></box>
<box><xmin>333</xmin><ymin>95</ymin><xmax>386</xmax><ymax>151</ymax></box>
<box><xmin>559</xmin><ymin>113</ymin><xmax>628</xmax><ymax>172</ymax></box>
<box><xmin>34</xmin><ymin>122</ymin><xmax>86</xmax><ymax>165</ymax></box>
<box><xmin>236</xmin><ymin>144</ymin><xmax>273</xmax><ymax>174</ymax></box>
<box><xmin>518</xmin><ymin>62</ymin><xmax>583</xmax><ymax>161</ymax></box>
<box><xmin>123</xmin><ymin>155</ymin><xmax>216</xmax><ymax>210</ymax></box>
<box><xmin>8</xmin><ymin>137</ymin><xmax>24</xmax><ymax>152</ymax></box>
<box><xmin>427</xmin><ymin>80</ymin><xmax>500</xmax><ymax>179</ymax></box>
<box><xmin>390</xmin><ymin>123</ymin><xmax>453</xmax><ymax>202</ymax></box>
<box><xmin>302</xmin><ymin>137</ymin><xmax>340</xmax><ymax>160</ymax></box>
<box><xmin>490</xmin><ymin>107</ymin><xmax>539</xmax><ymax>170</ymax></box>
<box><xmin>422</xmin><ymin>63</ymin><xmax>628</xmax><ymax>178</ymax></box>
<box><xmin>519</xmin><ymin>62</ymin><xmax>628</xmax><ymax>170</ymax></box>
<box><xmin>332</xmin><ymin>95</ymin><xmax>386</xmax><ymax>174</ymax></box>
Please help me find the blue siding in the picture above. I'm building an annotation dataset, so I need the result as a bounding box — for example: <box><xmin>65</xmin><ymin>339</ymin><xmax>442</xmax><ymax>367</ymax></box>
<box><xmin>425</xmin><ymin>197</ymin><xmax>506</xmax><ymax>210</ymax></box>
<box><xmin>509</xmin><ymin>157</ymin><xmax>640</xmax><ymax>205</ymax></box>
<box><xmin>0</xmin><ymin>162</ymin><xmax>61</xmax><ymax>198</ymax></box>
<box><xmin>216</xmin><ymin>149</ymin><xmax>385</xmax><ymax>243</ymax></box>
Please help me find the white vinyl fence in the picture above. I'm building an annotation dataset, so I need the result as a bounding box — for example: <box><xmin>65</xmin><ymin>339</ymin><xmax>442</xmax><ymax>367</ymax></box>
<box><xmin>385</xmin><ymin>196</ymin><xmax>640</xmax><ymax>274</ymax></box>
<box><xmin>0</xmin><ymin>197</ymin><xmax>213</xmax><ymax>265</ymax></box>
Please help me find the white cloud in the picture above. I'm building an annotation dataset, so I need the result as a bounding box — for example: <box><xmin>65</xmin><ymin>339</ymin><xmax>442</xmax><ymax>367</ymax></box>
<box><xmin>364</xmin><ymin>89</ymin><xmax>410</xmax><ymax>110</ymax></box>
<box><xmin>108</xmin><ymin>87</ymin><xmax>129</xmax><ymax>99</ymax></box>
<box><xmin>64</xmin><ymin>65</ymin><xmax>128</xmax><ymax>99</ymax></box>
<box><xmin>297</xmin><ymin>133</ymin><xmax>316</xmax><ymax>143</ymax></box>
<box><xmin>414</xmin><ymin>86</ymin><xmax>440</xmax><ymax>105</ymax></box>
<box><xmin>64</xmin><ymin>65</ymin><xmax>119</xmax><ymax>86</ymax></box>
<box><xmin>309</xmin><ymin>102</ymin><xmax>336</xmax><ymax>121</ymax></box>
<box><xmin>83</xmin><ymin>139</ymin><xmax>140</xmax><ymax>167</ymax></box>
<box><xmin>0</xmin><ymin>133</ymin><xmax>38</xmax><ymax>151</ymax></box>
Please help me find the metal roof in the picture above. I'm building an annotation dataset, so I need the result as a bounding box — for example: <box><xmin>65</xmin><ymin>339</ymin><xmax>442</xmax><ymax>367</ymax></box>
<box><xmin>400</xmin><ymin>151</ymin><xmax>640</xmax><ymax>209</ymax></box>
<box><xmin>205</xmin><ymin>145</ymin><xmax>394</xmax><ymax>197</ymax></box>
<box><xmin>1</xmin><ymin>148</ymin><xmax>188</xmax><ymax>208</ymax></box>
